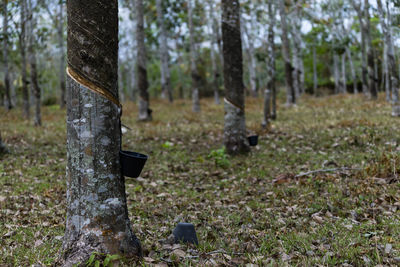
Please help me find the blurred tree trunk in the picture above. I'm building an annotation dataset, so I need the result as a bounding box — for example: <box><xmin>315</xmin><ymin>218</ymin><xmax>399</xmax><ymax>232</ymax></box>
<box><xmin>136</xmin><ymin>0</ymin><xmax>152</xmax><ymax>121</ymax></box>
<box><xmin>27</xmin><ymin>0</ymin><xmax>41</xmax><ymax>126</ymax></box>
<box><xmin>156</xmin><ymin>0</ymin><xmax>173</xmax><ymax>103</ymax></box>
<box><xmin>188</xmin><ymin>0</ymin><xmax>201</xmax><ymax>112</ymax></box>
<box><xmin>341</xmin><ymin>53</ymin><xmax>347</xmax><ymax>93</ymax></box>
<box><xmin>364</xmin><ymin>0</ymin><xmax>377</xmax><ymax>99</ymax></box>
<box><xmin>382</xmin><ymin>43</ymin><xmax>390</xmax><ymax>101</ymax></box>
<box><xmin>346</xmin><ymin>48</ymin><xmax>358</xmax><ymax>94</ymax></box>
<box><xmin>19</xmin><ymin>0</ymin><xmax>30</xmax><ymax>119</ymax></box>
<box><xmin>3</xmin><ymin>0</ymin><xmax>12</xmax><ymax>110</ymax></box>
<box><xmin>58</xmin><ymin>1</ymin><xmax>66</xmax><ymax>108</ymax></box>
<box><xmin>351</xmin><ymin>0</ymin><xmax>368</xmax><ymax>96</ymax></box>
<box><xmin>208</xmin><ymin>0</ymin><xmax>220</xmax><ymax>104</ymax></box>
<box><xmin>262</xmin><ymin>89</ymin><xmax>271</xmax><ymax>128</ymax></box>
<box><xmin>377</xmin><ymin>0</ymin><xmax>400</xmax><ymax>115</ymax></box>
<box><xmin>267</xmin><ymin>0</ymin><xmax>277</xmax><ymax>119</ymax></box>
<box><xmin>333</xmin><ymin>53</ymin><xmax>340</xmax><ymax>94</ymax></box>
<box><xmin>291</xmin><ymin>1</ymin><xmax>303</xmax><ymax>97</ymax></box>
<box><xmin>61</xmin><ymin>0</ymin><xmax>141</xmax><ymax>265</ymax></box>
<box><xmin>312</xmin><ymin>45</ymin><xmax>318</xmax><ymax>94</ymax></box>
<box><xmin>0</xmin><ymin>132</ymin><xmax>7</xmax><ymax>155</ymax></box>
<box><xmin>278</xmin><ymin>0</ymin><xmax>295</xmax><ymax>106</ymax></box>
<box><xmin>222</xmin><ymin>0</ymin><xmax>250</xmax><ymax>155</ymax></box>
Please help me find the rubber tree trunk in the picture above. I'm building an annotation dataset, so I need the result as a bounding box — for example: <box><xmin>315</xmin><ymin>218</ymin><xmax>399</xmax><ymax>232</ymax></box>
<box><xmin>58</xmin><ymin>1</ymin><xmax>66</xmax><ymax>108</ymax></box>
<box><xmin>27</xmin><ymin>0</ymin><xmax>41</xmax><ymax>126</ymax></box>
<box><xmin>188</xmin><ymin>0</ymin><xmax>201</xmax><ymax>112</ymax></box>
<box><xmin>312</xmin><ymin>45</ymin><xmax>318</xmax><ymax>94</ymax></box>
<box><xmin>262</xmin><ymin>89</ymin><xmax>271</xmax><ymax>128</ymax></box>
<box><xmin>156</xmin><ymin>0</ymin><xmax>173</xmax><ymax>103</ymax></box>
<box><xmin>346</xmin><ymin>48</ymin><xmax>358</xmax><ymax>94</ymax></box>
<box><xmin>61</xmin><ymin>1</ymin><xmax>141</xmax><ymax>265</ymax></box>
<box><xmin>136</xmin><ymin>0</ymin><xmax>152</xmax><ymax>121</ymax></box>
<box><xmin>3</xmin><ymin>0</ymin><xmax>12</xmax><ymax>110</ymax></box>
<box><xmin>19</xmin><ymin>0</ymin><xmax>30</xmax><ymax>119</ymax></box>
<box><xmin>208</xmin><ymin>0</ymin><xmax>220</xmax><ymax>104</ymax></box>
<box><xmin>267</xmin><ymin>0</ymin><xmax>277</xmax><ymax>120</ymax></box>
<box><xmin>291</xmin><ymin>2</ymin><xmax>303</xmax><ymax>97</ymax></box>
<box><xmin>278</xmin><ymin>0</ymin><xmax>295</xmax><ymax>106</ymax></box>
<box><xmin>222</xmin><ymin>0</ymin><xmax>250</xmax><ymax>155</ymax></box>
<box><xmin>341</xmin><ymin>53</ymin><xmax>347</xmax><ymax>93</ymax></box>
<box><xmin>364</xmin><ymin>0</ymin><xmax>377</xmax><ymax>99</ymax></box>
<box><xmin>0</xmin><ymin>132</ymin><xmax>7</xmax><ymax>155</ymax></box>
<box><xmin>377</xmin><ymin>0</ymin><xmax>390</xmax><ymax>101</ymax></box>
<box><xmin>333</xmin><ymin>53</ymin><xmax>340</xmax><ymax>94</ymax></box>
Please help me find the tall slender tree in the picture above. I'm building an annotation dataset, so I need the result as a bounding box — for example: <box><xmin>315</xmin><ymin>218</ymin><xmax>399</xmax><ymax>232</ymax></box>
<box><xmin>188</xmin><ymin>0</ymin><xmax>201</xmax><ymax>112</ymax></box>
<box><xmin>136</xmin><ymin>0</ymin><xmax>152</xmax><ymax>121</ymax></box>
<box><xmin>3</xmin><ymin>0</ymin><xmax>12</xmax><ymax>110</ymax></box>
<box><xmin>27</xmin><ymin>0</ymin><xmax>42</xmax><ymax>126</ymax></box>
<box><xmin>0</xmin><ymin>132</ymin><xmax>7</xmax><ymax>155</ymax></box>
<box><xmin>19</xmin><ymin>0</ymin><xmax>30</xmax><ymax>119</ymax></box>
<box><xmin>208</xmin><ymin>0</ymin><xmax>221</xmax><ymax>104</ymax></box>
<box><xmin>279</xmin><ymin>0</ymin><xmax>295</xmax><ymax>106</ymax></box>
<box><xmin>156</xmin><ymin>0</ymin><xmax>173</xmax><ymax>103</ymax></box>
<box><xmin>266</xmin><ymin>0</ymin><xmax>277</xmax><ymax>119</ymax></box>
<box><xmin>222</xmin><ymin>0</ymin><xmax>250</xmax><ymax>155</ymax></box>
<box><xmin>61</xmin><ymin>0</ymin><xmax>141</xmax><ymax>265</ymax></box>
<box><xmin>364</xmin><ymin>0</ymin><xmax>377</xmax><ymax>99</ymax></box>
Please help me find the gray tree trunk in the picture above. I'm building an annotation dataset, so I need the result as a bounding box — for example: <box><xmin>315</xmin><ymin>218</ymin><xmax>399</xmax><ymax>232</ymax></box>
<box><xmin>262</xmin><ymin>89</ymin><xmax>271</xmax><ymax>128</ymax></box>
<box><xmin>352</xmin><ymin>0</ymin><xmax>368</xmax><ymax>96</ymax></box>
<box><xmin>364</xmin><ymin>0</ymin><xmax>377</xmax><ymax>99</ymax></box>
<box><xmin>156</xmin><ymin>0</ymin><xmax>173</xmax><ymax>103</ymax></box>
<box><xmin>222</xmin><ymin>0</ymin><xmax>249</xmax><ymax>155</ymax></box>
<box><xmin>208</xmin><ymin>0</ymin><xmax>220</xmax><ymax>104</ymax></box>
<box><xmin>136</xmin><ymin>0</ymin><xmax>152</xmax><ymax>121</ymax></box>
<box><xmin>188</xmin><ymin>0</ymin><xmax>201</xmax><ymax>112</ymax></box>
<box><xmin>0</xmin><ymin>132</ymin><xmax>7</xmax><ymax>155</ymax></box>
<box><xmin>27</xmin><ymin>0</ymin><xmax>41</xmax><ymax>126</ymax></box>
<box><xmin>20</xmin><ymin>0</ymin><xmax>30</xmax><ymax>119</ymax></box>
<box><xmin>383</xmin><ymin>43</ymin><xmax>390</xmax><ymax>101</ymax></box>
<box><xmin>267</xmin><ymin>0</ymin><xmax>277</xmax><ymax>119</ymax></box>
<box><xmin>333</xmin><ymin>53</ymin><xmax>340</xmax><ymax>94</ymax></box>
<box><xmin>58</xmin><ymin>1</ymin><xmax>66</xmax><ymax>108</ymax></box>
<box><xmin>278</xmin><ymin>0</ymin><xmax>295</xmax><ymax>105</ymax></box>
<box><xmin>291</xmin><ymin>2</ymin><xmax>303</xmax><ymax>97</ymax></box>
<box><xmin>312</xmin><ymin>45</ymin><xmax>318</xmax><ymax>94</ymax></box>
<box><xmin>346</xmin><ymin>48</ymin><xmax>358</xmax><ymax>94</ymax></box>
<box><xmin>3</xmin><ymin>0</ymin><xmax>12</xmax><ymax>110</ymax></box>
<box><xmin>60</xmin><ymin>1</ymin><xmax>141</xmax><ymax>265</ymax></box>
<box><xmin>341</xmin><ymin>53</ymin><xmax>347</xmax><ymax>93</ymax></box>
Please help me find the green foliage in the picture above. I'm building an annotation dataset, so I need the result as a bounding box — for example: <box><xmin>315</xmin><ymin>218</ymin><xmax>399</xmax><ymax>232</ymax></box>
<box><xmin>208</xmin><ymin>147</ymin><xmax>230</xmax><ymax>168</ymax></box>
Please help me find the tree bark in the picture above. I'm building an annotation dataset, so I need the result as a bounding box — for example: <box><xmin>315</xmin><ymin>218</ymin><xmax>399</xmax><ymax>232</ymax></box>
<box><xmin>156</xmin><ymin>0</ymin><xmax>173</xmax><ymax>103</ymax></box>
<box><xmin>136</xmin><ymin>0</ymin><xmax>152</xmax><ymax>121</ymax></box>
<box><xmin>19</xmin><ymin>0</ymin><xmax>30</xmax><ymax>119</ymax></box>
<box><xmin>27</xmin><ymin>0</ymin><xmax>41</xmax><ymax>126</ymax></box>
<box><xmin>208</xmin><ymin>0</ymin><xmax>220</xmax><ymax>104</ymax></box>
<box><xmin>58</xmin><ymin>1</ymin><xmax>66</xmax><ymax>108</ymax></box>
<box><xmin>341</xmin><ymin>53</ymin><xmax>347</xmax><ymax>93</ymax></box>
<box><xmin>312</xmin><ymin>45</ymin><xmax>318</xmax><ymax>94</ymax></box>
<box><xmin>262</xmin><ymin>89</ymin><xmax>271</xmax><ymax>128</ymax></box>
<box><xmin>0</xmin><ymin>132</ymin><xmax>7</xmax><ymax>155</ymax></box>
<box><xmin>267</xmin><ymin>0</ymin><xmax>277</xmax><ymax>119</ymax></box>
<box><xmin>364</xmin><ymin>0</ymin><xmax>377</xmax><ymax>99</ymax></box>
<box><xmin>278</xmin><ymin>0</ymin><xmax>295</xmax><ymax>106</ymax></box>
<box><xmin>222</xmin><ymin>0</ymin><xmax>249</xmax><ymax>155</ymax></box>
<box><xmin>61</xmin><ymin>1</ymin><xmax>141</xmax><ymax>265</ymax></box>
<box><xmin>188</xmin><ymin>0</ymin><xmax>201</xmax><ymax>112</ymax></box>
<box><xmin>346</xmin><ymin>48</ymin><xmax>358</xmax><ymax>94</ymax></box>
<box><xmin>3</xmin><ymin>0</ymin><xmax>12</xmax><ymax>110</ymax></box>
<box><xmin>333</xmin><ymin>53</ymin><xmax>340</xmax><ymax>94</ymax></box>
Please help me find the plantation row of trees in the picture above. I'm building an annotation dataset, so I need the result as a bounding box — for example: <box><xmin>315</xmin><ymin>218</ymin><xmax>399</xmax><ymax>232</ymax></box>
<box><xmin>2</xmin><ymin>0</ymin><xmax>400</xmax><ymax>119</ymax></box>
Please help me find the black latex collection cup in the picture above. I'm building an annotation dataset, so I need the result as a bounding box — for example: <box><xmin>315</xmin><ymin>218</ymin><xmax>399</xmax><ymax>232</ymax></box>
<box><xmin>120</xmin><ymin>150</ymin><xmax>148</xmax><ymax>178</ymax></box>
<box><xmin>248</xmin><ymin>135</ymin><xmax>259</xmax><ymax>146</ymax></box>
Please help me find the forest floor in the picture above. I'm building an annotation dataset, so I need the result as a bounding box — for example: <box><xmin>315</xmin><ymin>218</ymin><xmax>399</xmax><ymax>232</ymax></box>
<box><xmin>1</xmin><ymin>94</ymin><xmax>400</xmax><ymax>266</ymax></box>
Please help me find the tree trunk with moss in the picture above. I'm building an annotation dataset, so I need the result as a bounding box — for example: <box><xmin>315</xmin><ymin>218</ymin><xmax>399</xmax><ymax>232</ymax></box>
<box><xmin>188</xmin><ymin>0</ymin><xmax>201</xmax><ymax>112</ymax></box>
<box><xmin>156</xmin><ymin>0</ymin><xmax>173</xmax><ymax>103</ymax></box>
<box><xmin>60</xmin><ymin>1</ymin><xmax>141</xmax><ymax>265</ymax></box>
<box><xmin>222</xmin><ymin>0</ymin><xmax>249</xmax><ymax>155</ymax></box>
<box><xmin>136</xmin><ymin>0</ymin><xmax>152</xmax><ymax>121</ymax></box>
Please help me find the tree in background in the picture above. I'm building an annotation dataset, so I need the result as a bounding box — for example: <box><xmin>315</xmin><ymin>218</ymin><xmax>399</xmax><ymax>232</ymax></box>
<box><xmin>266</xmin><ymin>0</ymin><xmax>277</xmax><ymax>119</ymax></box>
<box><xmin>188</xmin><ymin>0</ymin><xmax>201</xmax><ymax>112</ymax></box>
<box><xmin>136</xmin><ymin>0</ymin><xmax>152</xmax><ymax>121</ymax></box>
<box><xmin>156</xmin><ymin>0</ymin><xmax>173</xmax><ymax>103</ymax></box>
<box><xmin>61</xmin><ymin>0</ymin><xmax>141</xmax><ymax>265</ymax></box>
<box><xmin>222</xmin><ymin>0</ymin><xmax>250</xmax><ymax>155</ymax></box>
<box><xmin>19</xmin><ymin>0</ymin><xmax>30</xmax><ymax>118</ymax></box>
<box><xmin>2</xmin><ymin>0</ymin><xmax>12</xmax><ymax>110</ymax></box>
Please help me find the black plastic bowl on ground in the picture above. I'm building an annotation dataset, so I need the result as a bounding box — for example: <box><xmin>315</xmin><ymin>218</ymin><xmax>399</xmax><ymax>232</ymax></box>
<box><xmin>173</xmin><ymin>222</ymin><xmax>199</xmax><ymax>245</ymax></box>
<box><xmin>120</xmin><ymin>150</ymin><xmax>148</xmax><ymax>178</ymax></box>
<box><xmin>248</xmin><ymin>135</ymin><xmax>259</xmax><ymax>146</ymax></box>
